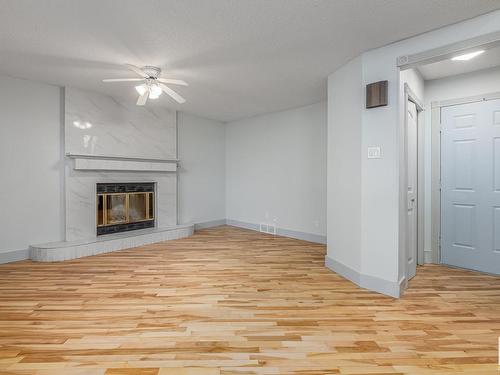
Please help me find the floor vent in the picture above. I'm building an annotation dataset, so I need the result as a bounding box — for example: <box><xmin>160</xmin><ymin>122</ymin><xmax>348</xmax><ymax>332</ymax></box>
<box><xmin>259</xmin><ymin>223</ymin><xmax>276</xmax><ymax>235</ymax></box>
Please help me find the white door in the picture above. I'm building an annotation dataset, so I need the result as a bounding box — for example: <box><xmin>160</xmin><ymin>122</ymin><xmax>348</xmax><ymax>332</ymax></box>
<box><xmin>441</xmin><ymin>98</ymin><xmax>500</xmax><ymax>275</ymax></box>
<box><xmin>407</xmin><ymin>100</ymin><xmax>418</xmax><ymax>280</ymax></box>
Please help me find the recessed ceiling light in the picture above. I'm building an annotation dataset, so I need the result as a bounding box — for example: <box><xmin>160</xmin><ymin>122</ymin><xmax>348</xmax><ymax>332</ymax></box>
<box><xmin>451</xmin><ymin>50</ymin><xmax>485</xmax><ymax>61</ymax></box>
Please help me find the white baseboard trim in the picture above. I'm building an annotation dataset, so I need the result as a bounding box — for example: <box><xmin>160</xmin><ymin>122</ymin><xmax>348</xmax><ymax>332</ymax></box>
<box><xmin>194</xmin><ymin>219</ymin><xmax>227</xmax><ymax>230</ymax></box>
<box><xmin>0</xmin><ymin>249</ymin><xmax>30</xmax><ymax>264</ymax></box>
<box><xmin>325</xmin><ymin>255</ymin><xmax>402</xmax><ymax>298</ymax></box>
<box><xmin>398</xmin><ymin>275</ymin><xmax>407</xmax><ymax>295</ymax></box>
<box><xmin>226</xmin><ymin>219</ymin><xmax>258</xmax><ymax>231</ymax></box>
<box><xmin>226</xmin><ymin>219</ymin><xmax>327</xmax><ymax>244</ymax></box>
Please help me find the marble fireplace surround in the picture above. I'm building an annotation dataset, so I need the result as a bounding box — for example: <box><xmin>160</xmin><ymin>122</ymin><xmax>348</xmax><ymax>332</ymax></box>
<box><xmin>65</xmin><ymin>158</ymin><xmax>178</xmax><ymax>241</ymax></box>
<box><xmin>29</xmin><ymin>87</ymin><xmax>193</xmax><ymax>262</ymax></box>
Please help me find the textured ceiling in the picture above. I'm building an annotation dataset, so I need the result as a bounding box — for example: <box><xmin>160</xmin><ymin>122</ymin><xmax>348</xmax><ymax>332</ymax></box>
<box><xmin>1</xmin><ymin>0</ymin><xmax>499</xmax><ymax>122</ymax></box>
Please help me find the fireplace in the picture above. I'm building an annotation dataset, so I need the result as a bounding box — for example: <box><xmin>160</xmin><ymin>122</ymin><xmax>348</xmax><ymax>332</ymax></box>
<box><xmin>96</xmin><ymin>183</ymin><xmax>155</xmax><ymax>235</ymax></box>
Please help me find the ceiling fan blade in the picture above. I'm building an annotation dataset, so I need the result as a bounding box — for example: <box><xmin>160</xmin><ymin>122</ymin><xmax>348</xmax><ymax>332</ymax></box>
<box><xmin>157</xmin><ymin>78</ymin><xmax>188</xmax><ymax>86</ymax></box>
<box><xmin>158</xmin><ymin>83</ymin><xmax>186</xmax><ymax>104</ymax></box>
<box><xmin>125</xmin><ymin>64</ymin><xmax>148</xmax><ymax>78</ymax></box>
<box><xmin>102</xmin><ymin>78</ymin><xmax>145</xmax><ymax>82</ymax></box>
<box><xmin>136</xmin><ymin>90</ymin><xmax>149</xmax><ymax>106</ymax></box>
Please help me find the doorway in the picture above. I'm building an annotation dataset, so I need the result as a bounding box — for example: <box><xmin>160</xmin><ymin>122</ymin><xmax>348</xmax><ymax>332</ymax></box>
<box><xmin>399</xmin><ymin>33</ymin><xmax>500</xmax><ymax>278</ymax></box>
<box><xmin>406</xmin><ymin>100</ymin><xmax>418</xmax><ymax>279</ymax></box>
<box><xmin>404</xmin><ymin>85</ymin><xmax>425</xmax><ymax>281</ymax></box>
<box><xmin>438</xmin><ymin>96</ymin><xmax>500</xmax><ymax>274</ymax></box>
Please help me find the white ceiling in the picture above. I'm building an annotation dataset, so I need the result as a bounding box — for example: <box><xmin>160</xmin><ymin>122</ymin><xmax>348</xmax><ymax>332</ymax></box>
<box><xmin>418</xmin><ymin>45</ymin><xmax>500</xmax><ymax>80</ymax></box>
<box><xmin>1</xmin><ymin>0</ymin><xmax>499</xmax><ymax>122</ymax></box>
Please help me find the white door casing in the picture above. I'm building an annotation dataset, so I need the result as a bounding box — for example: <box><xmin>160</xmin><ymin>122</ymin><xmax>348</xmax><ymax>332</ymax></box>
<box><xmin>441</xmin><ymin>98</ymin><xmax>500</xmax><ymax>275</ymax></box>
<box><xmin>407</xmin><ymin>100</ymin><xmax>418</xmax><ymax>280</ymax></box>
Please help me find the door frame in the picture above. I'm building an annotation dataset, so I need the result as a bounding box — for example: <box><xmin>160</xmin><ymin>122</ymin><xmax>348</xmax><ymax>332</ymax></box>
<box><xmin>403</xmin><ymin>84</ymin><xmax>425</xmax><ymax>279</ymax></box>
<box><xmin>431</xmin><ymin>91</ymin><xmax>500</xmax><ymax>264</ymax></box>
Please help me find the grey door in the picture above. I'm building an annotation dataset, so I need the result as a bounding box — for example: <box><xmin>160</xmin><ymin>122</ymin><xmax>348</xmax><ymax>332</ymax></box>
<box><xmin>441</xmin><ymin>98</ymin><xmax>500</xmax><ymax>275</ymax></box>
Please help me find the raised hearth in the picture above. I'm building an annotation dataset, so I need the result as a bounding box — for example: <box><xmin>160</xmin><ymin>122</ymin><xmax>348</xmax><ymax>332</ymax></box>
<box><xmin>30</xmin><ymin>225</ymin><xmax>194</xmax><ymax>262</ymax></box>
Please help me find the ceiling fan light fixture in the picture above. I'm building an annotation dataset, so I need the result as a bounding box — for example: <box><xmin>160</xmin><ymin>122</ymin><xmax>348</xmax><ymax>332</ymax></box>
<box><xmin>149</xmin><ymin>84</ymin><xmax>162</xmax><ymax>99</ymax></box>
<box><xmin>105</xmin><ymin>65</ymin><xmax>186</xmax><ymax>105</ymax></box>
<box><xmin>135</xmin><ymin>84</ymin><xmax>147</xmax><ymax>96</ymax></box>
<box><xmin>73</xmin><ymin>120</ymin><xmax>93</xmax><ymax>129</ymax></box>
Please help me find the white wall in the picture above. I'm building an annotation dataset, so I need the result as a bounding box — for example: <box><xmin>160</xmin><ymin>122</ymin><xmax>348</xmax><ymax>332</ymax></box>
<box><xmin>177</xmin><ymin>112</ymin><xmax>226</xmax><ymax>226</ymax></box>
<box><xmin>327</xmin><ymin>56</ymin><xmax>362</xmax><ymax>272</ymax></box>
<box><xmin>425</xmin><ymin>66</ymin><xmax>500</xmax><ymax>103</ymax></box>
<box><xmin>225</xmin><ymin>102</ymin><xmax>327</xmax><ymax>240</ymax></box>
<box><xmin>0</xmin><ymin>75</ymin><xmax>64</xmax><ymax>255</ymax></box>
<box><xmin>422</xmin><ymin>65</ymin><xmax>500</xmax><ymax>260</ymax></box>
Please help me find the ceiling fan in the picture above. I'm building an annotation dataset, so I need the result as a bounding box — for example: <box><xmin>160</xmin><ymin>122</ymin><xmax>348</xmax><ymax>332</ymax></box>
<box><xmin>102</xmin><ymin>64</ymin><xmax>188</xmax><ymax>106</ymax></box>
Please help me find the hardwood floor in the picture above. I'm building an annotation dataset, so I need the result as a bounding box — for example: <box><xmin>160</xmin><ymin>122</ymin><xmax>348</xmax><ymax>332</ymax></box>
<box><xmin>0</xmin><ymin>226</ymin><xmax>499</xmax><ymax>375</ymax></box>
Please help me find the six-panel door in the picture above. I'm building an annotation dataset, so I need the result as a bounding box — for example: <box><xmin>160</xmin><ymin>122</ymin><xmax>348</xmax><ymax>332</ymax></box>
<box><xmin>441</xmin><ymin>98</ymin><xmax>500</xmax><ymax>275</ymax></box>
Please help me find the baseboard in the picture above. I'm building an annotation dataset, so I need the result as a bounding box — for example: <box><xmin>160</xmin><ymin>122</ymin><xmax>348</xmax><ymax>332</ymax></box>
<box><xmin>225</xmin><ymin>219</ymin><xmax>259</xmax><ymax>231</ymax></box>
<box><xmin>399</xmin><ymin>275</ymin><xmax>408</xmax><ymax>292</ymax></box>
<box><xmin>194</xmin><ymin>219</ymin><xmax>227</xmax><ymax>230</ymax></box>
<box><xmin>0</xmin><ymin>249</ymin><xmax>30</xmax><ymax>264</ymax></box>
<box><xmin>324</xmin><ymin>254</ymin><xmax>361</xmax><ymax>284</ymax></box>
<box><xmin>226</xmin><ymin>219</ymin><xmax>326</xmax><ymax>244</ymax></box>
<box><xmin>278</xmin><ymin>227</ymin><xmax>327</xmax><ymax>244</ymax></box>
<box><xmin>325</xmin><ymin>255</ymin><xmax>401</xmax><ymax>298</ymax></box>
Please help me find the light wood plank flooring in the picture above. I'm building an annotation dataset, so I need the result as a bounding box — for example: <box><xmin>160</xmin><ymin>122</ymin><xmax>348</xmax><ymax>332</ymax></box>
<box><xmin>0</xmin><ymin>226</ymin><xmax>499</xmax><ymax>374</ymax></box>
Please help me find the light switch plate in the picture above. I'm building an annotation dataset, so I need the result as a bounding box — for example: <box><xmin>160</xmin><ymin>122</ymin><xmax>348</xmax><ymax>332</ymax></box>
<box><xmin>367</xmin><ymin>146</ymin><xmax>381</xmax><ymax>159</ymax></box>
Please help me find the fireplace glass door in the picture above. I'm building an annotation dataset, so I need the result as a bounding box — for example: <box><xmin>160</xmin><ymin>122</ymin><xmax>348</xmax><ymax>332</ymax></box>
<box><xmin>106</xmin><ymin>194</ymin><xmax>127</xmax><ymax>225</ymax></box>
<box><xmin>96</xmin><ymin>183</ymin><xmax>155</xmax><ymax>235</ymax></box>
<box><xmin>129</xmin><ymin>193</ymin><xmax>152</xmax><ymax>222</ymax></box>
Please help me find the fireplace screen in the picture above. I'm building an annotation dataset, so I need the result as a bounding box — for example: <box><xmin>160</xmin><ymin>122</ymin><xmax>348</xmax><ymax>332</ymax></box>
<box><xmin>96</xmin><ymin>183</ymin><xmax>155</xmax><ymax>235</ymax></box>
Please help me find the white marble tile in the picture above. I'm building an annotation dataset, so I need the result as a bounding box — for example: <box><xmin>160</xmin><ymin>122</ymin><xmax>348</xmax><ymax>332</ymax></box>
<box><xmin>65</xmin><ymin>87</ymin><xmax>176</xmax><ymax>160</ymax></box>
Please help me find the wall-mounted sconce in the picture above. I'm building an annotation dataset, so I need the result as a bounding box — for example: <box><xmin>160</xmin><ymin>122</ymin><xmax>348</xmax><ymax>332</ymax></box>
<box><xmin>366</xmin><ymin>80</ymin><xmax>388</xmax><ymax>108</ymax></box>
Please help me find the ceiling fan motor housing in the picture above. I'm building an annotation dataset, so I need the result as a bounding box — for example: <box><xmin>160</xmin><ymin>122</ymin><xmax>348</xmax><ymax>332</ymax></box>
<box><xmin>142</xmin><ymin>66</ymin><xmax>161</xmax><ymax>79</ymax></box>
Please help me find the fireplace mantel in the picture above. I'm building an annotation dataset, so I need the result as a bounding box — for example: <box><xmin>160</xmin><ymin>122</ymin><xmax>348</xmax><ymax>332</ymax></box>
<box><xmin>66</xmin><ymin>153</ymin><xmax>179</xmax><ymax>172</ymax></box>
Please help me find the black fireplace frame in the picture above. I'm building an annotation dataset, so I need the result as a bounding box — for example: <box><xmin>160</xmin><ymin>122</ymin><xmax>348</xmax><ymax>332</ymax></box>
<box><xmin>96</xmin><ymin>182</ymin><xmax>155</xmax><ymax>236</ymax></box>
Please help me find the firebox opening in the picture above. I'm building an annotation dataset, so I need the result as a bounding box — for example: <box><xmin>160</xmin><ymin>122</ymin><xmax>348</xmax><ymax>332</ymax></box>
<box><xmin>96</xmin><ymin>182</ymin><xmax>155</xmax><ymax>236</ymax></box>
